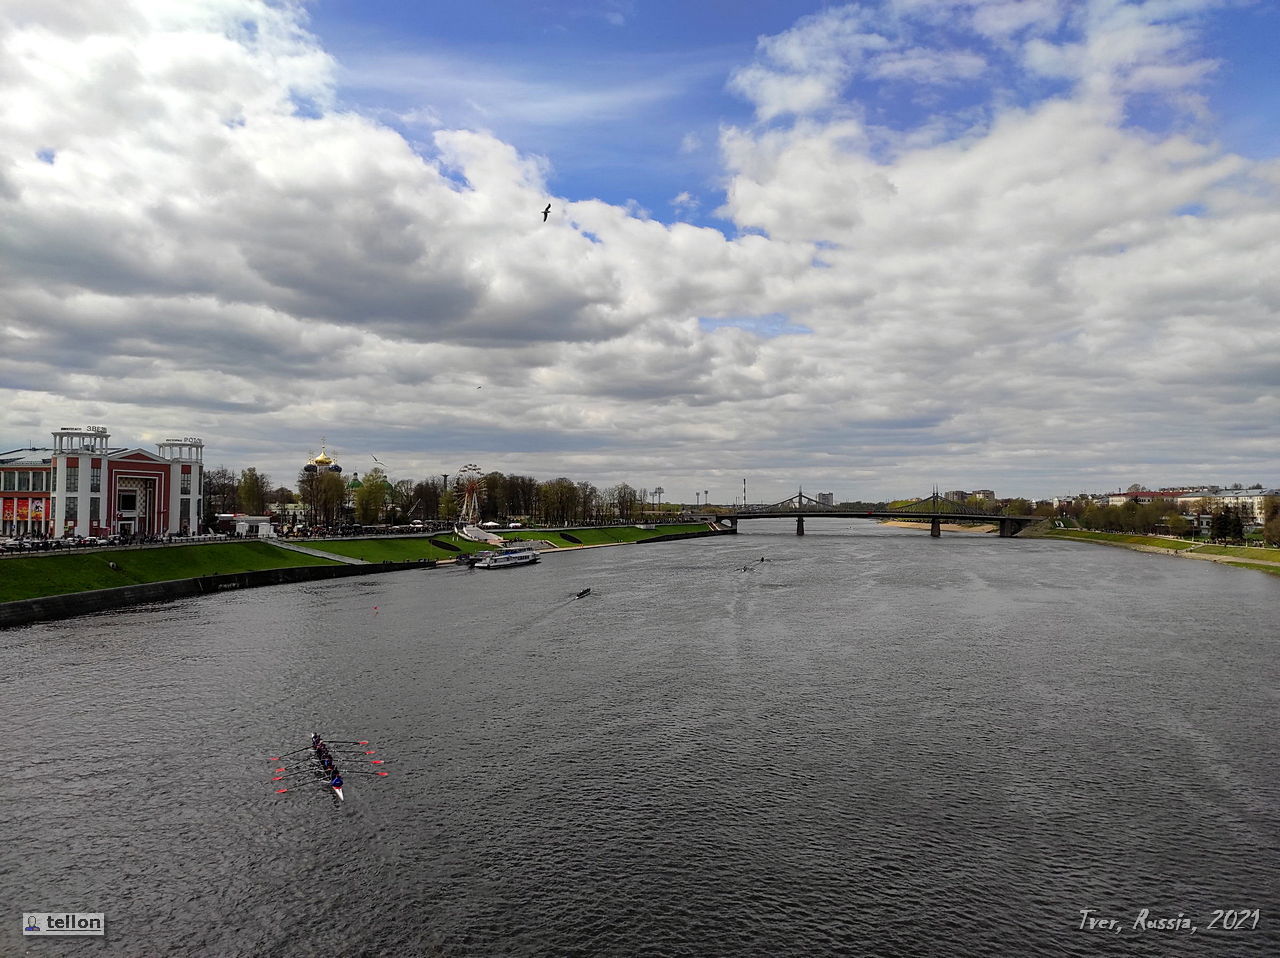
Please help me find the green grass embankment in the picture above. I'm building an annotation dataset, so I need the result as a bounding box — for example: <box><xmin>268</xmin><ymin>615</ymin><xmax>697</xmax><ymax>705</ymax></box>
<box><xmin>540</xmin><ymin>523</ymin><xmax>710</xmax><ymax>546</ymax></box>
<box><xmin>301</xmin><ymin>534</ymin><xmax>477</xmax><ymax>563</ymax></box>
<box><xmin>1043</xmin><ymin>530</ymin><xmax>1198</xmax><ymax>551</ymax></box>
<box><xmin>0</xmin><ymin>542</ymin><xmax>342</xmax><ymax>603</ymax></box>
<box><xmin>1189</xmin><ymin>544</ymin><xmax>1280</xmax><ymax>561</ymax></box>
<box><xmin>1044</xmin><ymin>530</ymin><xmax>1280</xmax><ymax>577</ymax></box>
<box><xmin>305</xmin><ymin>523</ymin><xmax>716</xmax><ymax>561</ymax></box>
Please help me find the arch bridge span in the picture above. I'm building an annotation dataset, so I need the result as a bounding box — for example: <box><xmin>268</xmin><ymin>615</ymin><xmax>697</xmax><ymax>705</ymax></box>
<box><xmin>720</xmin><ymin>491</ymin><xmax>1041</xmax><ymax>538</ymax></box>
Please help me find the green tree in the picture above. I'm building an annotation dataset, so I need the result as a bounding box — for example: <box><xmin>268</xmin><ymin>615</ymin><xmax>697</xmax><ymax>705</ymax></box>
<box><xmin>439</xmin><ymin>488</ymin><xmax>457</xmax><ymax>520</ymax></box>
<box><xmin>538</xmin><ymin>478</ymin><xmax>579</xmax><ymax>525</ymax></box>
<box><xmin>237</xmin><ymin>467</ymin><xmax>271</xmax><ymax>514</ymax></box>
<box><xmin>354</xmin><ymin>467</ymin><xmax>390</xmax><ymax>523</ymax></box>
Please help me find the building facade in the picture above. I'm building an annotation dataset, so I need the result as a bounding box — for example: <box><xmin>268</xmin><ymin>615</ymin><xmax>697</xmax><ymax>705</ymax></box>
<box><xmin>1</xmin><ymin>426</ymin><xmax>204</xmax><ymax>538</ymax></box>
<box><xmin>0</xmin><ymin>448</ymin><xmax>52</xmax><ymax>537</ymax></box>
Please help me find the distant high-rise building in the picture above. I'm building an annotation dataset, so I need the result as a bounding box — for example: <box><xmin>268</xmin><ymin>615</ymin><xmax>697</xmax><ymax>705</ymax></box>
<box><xmin>971</xmin><ymin>489</ymin><xmax>995</xmax><ymax>501</ymax></box>
<box><xmin>817</xmin><ymin>492</ymin><xmax>834</xmax><ymax>506</ymax></box>
<box><xmin>944</xmin><ymin>490</ymin><xmax>967</xmax><ymax>502</ymax></box>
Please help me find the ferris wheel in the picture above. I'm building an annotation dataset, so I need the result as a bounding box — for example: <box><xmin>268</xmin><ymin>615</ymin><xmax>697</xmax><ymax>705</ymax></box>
<box><xmin>456</xmin><ymin>464</ymin><xmax>485</xmax><ymax>523</ymax></box>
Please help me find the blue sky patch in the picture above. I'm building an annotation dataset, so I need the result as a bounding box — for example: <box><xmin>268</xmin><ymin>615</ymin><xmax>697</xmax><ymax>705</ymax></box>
<box><xmin>699</xmin><ymin>313</ymin><xmax>811</xmax><ymax>338</ymax></box>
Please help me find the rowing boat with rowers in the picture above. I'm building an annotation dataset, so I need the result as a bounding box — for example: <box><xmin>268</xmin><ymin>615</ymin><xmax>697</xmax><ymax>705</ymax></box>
<box><xmin>269</xmin><ymin>732</ymin><xmax>388</xmax><ymax>801</ymax></box>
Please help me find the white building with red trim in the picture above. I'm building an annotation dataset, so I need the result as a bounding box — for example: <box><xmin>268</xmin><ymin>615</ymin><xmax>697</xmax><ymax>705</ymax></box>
<box><xmin>0</xmin><ymin>447</ymin><xmax>51</xmax><ymax>536</ymax></box>
<box><xmin>1</xmin><ymin>426</ymin><xmax>205</xmax><ymax>537</ymax></box>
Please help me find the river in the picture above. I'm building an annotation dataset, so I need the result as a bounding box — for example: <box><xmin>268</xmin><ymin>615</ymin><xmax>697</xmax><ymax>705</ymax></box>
<box><xmin>3</xmin><ymin>521</ymin><xmax>1277</xmax><ymax>956</ymax></box>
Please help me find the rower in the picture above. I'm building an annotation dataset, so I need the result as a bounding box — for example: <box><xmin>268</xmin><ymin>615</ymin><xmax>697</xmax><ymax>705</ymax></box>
<box><xmin>330</xmin><ymin>774</ymin><xmax>343</xmax><ymax>789</ymax></box>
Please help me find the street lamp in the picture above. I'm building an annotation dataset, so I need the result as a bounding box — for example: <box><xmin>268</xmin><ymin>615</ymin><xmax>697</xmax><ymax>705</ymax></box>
<box><xmin>654</xmin><ymin>486</ymin><xmax>664</xmax><ymax>513</ymax></box>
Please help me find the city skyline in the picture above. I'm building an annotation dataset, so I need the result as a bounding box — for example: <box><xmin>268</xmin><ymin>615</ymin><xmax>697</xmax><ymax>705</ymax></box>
<box><xmin>2</xmin><ymin>0</ymin><xmax>1278</xmax><ymax>502</ymax></box>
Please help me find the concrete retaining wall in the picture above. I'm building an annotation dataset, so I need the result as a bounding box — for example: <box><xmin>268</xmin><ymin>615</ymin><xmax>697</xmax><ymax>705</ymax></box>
<box><xmin>0</xmin><ymin>560</ymin><xmax>435</xmax><ymax>629</ymax></box>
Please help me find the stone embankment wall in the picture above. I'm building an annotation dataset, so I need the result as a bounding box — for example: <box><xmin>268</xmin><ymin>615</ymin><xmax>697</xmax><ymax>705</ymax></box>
<box><xmin>0</xmin><ymin>561</ymin><xmax>434</xmax><ymax>629</ymax></box>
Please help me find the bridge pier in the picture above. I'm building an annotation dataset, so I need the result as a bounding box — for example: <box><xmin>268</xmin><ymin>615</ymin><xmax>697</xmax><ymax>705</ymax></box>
<box><xmin>999</xmin><ymin>518</ymin><xmax>1014</xmax><ymax>537</ymax></box>
<box><xmin>796</xmin><ymin>516</ymin><xmax>805</xmax><ymax>536</ymax></box>
<box><xmin>930</xmin><ymin>518</ymin><xmax>941</xmax><ymax>538</ymax></box>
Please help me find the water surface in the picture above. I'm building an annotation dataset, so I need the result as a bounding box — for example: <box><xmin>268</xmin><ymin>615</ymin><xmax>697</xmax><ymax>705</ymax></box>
<box><xmin>3</xmin><ymin>522</ymin><xmax>1277</xmax><ymax>955</ymax></box>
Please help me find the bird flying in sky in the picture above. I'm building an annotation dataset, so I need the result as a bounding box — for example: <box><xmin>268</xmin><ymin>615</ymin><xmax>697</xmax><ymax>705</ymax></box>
<box><xmin>371</xmin><ymin>455</ymin><xmax>385</xmax><ymax>466</ymax></box>
<box><xmin>542</xmin><ymin>203</ymin><xmax>551</xmax><ymax>222</ymax></box>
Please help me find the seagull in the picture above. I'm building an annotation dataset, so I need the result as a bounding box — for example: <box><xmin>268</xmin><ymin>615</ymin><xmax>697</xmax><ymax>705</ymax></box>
<box><xmin>371</xmin><ymin>455</ymin><xmax>385</xmax><ymax>466</ymax></box>
<box><xmin>542</xmin><ymin>203</ymin><xmax>551</xmax><ymax>222</ymax></box>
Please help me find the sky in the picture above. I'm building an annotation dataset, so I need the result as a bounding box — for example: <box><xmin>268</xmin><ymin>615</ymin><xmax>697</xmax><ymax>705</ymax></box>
<box><xmin>1</xmin><ymin>0</ymin><xmax>1277</xmax><ymax>505</ymax></box>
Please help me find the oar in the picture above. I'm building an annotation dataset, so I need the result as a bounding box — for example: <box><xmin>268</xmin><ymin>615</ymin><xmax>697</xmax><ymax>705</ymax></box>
<box><xmin>267</xmin><ymin>747</ymin><xmax>312</xmax><ymax>761</ymax></box>
<box><xmin>271</xmin><ymin>762</ymin><xmax>317</xmax><ymax>773</ymax></box>
<box><xmin>322</xmin><ymin>740</ymin><xmax>371</xmax><ymax>746</ymax></box>
<box><xmin>270</xmin><ymin>766</ymin><xmax>328</xmax><ymax>780</ymax></box>
<box><xmin>339</xmin><ymin>770</ymin><xmax>390</xmax><ymax>777</ymax></box>
<box><xmin>275</xmin><ymin>780</ymin><xmax>337</xmax><ymax>794</ymax></box>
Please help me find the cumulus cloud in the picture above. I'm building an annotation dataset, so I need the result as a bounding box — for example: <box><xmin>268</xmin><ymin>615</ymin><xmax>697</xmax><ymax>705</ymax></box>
<box><xmin>0</xmin><ymin>0</ymin><xmax>1276</xmax><ymax>500</ymax></box>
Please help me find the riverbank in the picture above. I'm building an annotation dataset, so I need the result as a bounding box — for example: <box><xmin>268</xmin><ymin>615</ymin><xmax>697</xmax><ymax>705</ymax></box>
<box><xmin>0</xmin><ymin>524</ymin><xmax>733</xmax><ymax>626</ymax></box>
<box><xmin>1043</xmin><ymin>529</ymin><xmax>1280</xmax><ymax>577</ymax></box>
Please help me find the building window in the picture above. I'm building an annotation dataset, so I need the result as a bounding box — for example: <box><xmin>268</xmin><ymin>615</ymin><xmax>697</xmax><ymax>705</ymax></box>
<box><xmin>180</xmin><ymin>499</ymin><xmax>190</xmax><ymax>523</ymax></box>
<box><xmin>66</xmin><ymin>497</ymin><xmax>78</xmax><ymax>522</ymax></box>
<box><xmin>181</xmin><ymin>473</ymin><xmax>192</xmax><ymax>495</ymax></box>
<box><xmin>90</xmin><ymin>498</ymin><xmax>100</xmax><ymax>523</ymax></box>
<box><xmin>51</xmin><ymin>469</ymin><xmax>56</xmax><ymax>492</ymax></box>
<box><xmin>17</xmin><ymin>471</ymin><xmax>30</xmax><ymax>491</ymax></box>
<box><xmin>66</xmin><ymin>466</ymin><xmax>79</xmax><ymax>493</ymax></box>
<box><xmin>118</xmin><ymin>491</ymin><xmax>137</xmax><ymax>511</ymax></box>
<box><xmin>1</xmin><ymin>472</ymin><xmax>12</xmax><ymax>492</ymax></box>
<box><xmin>91</xmin><ymin>467</ymin><xmax>101</xmax><ymax>493</ymax></box>
<box><xmin>32</xmin><ymin>471</ymin><xmax>46</xmax><ymax>492</ymax></box>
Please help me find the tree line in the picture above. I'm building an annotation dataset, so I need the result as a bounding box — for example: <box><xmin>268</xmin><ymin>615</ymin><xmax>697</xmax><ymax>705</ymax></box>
<box><xmin>201</xmin><ymin>466</ymin><xmax>677</xmax><ymax>528</ymax></box>
<box><xmin>1073</xmin><ymin>496</ymin><xmax>1280</xmax><ymax>544</ymax></box>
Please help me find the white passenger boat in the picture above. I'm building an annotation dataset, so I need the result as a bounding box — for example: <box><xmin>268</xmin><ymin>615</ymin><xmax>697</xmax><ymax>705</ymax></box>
<box><xmin>471</xmin><ymin>544</ymin><xmax>540</xmax><ymax>568</ymax></box>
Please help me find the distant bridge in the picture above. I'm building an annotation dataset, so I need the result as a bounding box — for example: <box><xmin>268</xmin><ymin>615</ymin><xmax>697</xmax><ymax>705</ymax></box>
<box><xmin>718</xmin><ymin>491</ymin><xmax>1041</xmax><ymax>537</ymax></box>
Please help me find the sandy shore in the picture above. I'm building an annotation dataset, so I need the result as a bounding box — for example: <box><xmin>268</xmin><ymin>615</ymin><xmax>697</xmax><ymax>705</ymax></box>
<box><xmin>878</xmin><ymin>520</ymin><xmax>997</xmax><ymax>534</ymax></box>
